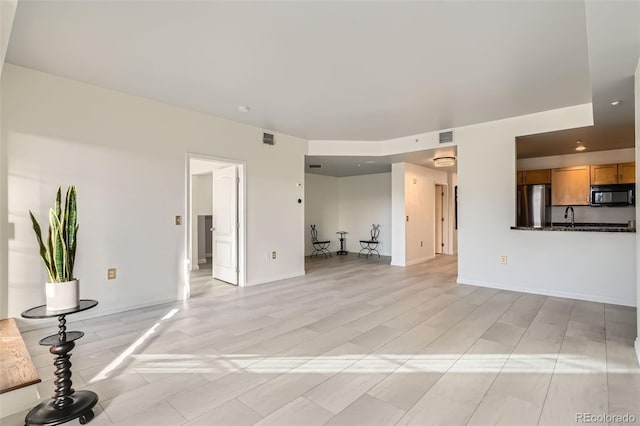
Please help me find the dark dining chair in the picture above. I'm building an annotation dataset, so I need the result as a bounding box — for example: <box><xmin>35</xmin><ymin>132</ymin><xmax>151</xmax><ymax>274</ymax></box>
<box><xmin>359</xmin><ymin>224</ymin><xmax>381</xmax><ymax>258</ymax></box>
<box><xmin>310</xmin><ymin>225</ymin><xmax>332</xmax><ymax>258</ymax></box>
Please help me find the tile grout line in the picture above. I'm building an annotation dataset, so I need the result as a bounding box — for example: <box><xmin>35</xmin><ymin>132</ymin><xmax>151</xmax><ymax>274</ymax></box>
<box><xmin>535</xmin><ymin>300</ymin><xmax>576</xmax><ymax>426</ymax></box>
<box><xmin>463</xmin><ymin>293</ymin><xmax>542</xmax><ymax>426</ymax></box>
<box><xmin>391</xmin><ymin>290</ymin><xmax>517</xmax><ymax>425</ymax></box>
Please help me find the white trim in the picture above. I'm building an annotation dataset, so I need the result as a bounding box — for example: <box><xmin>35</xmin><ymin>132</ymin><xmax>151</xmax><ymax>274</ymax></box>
<box><xmin>405</xmin><ymin>255</ymin><xmax>436</xmax><ymax>266</ymax></box>
<box><xmin>246</xmin><ymin>270</ymin><xmax>305</xmax><ymax>287</ymax></box>
<box><xmin>186</xmin><ymin>153</ymin><xmax>247</xmax><ymax>292</ymax></box>
<box><xmin>635</xmin><ymin>338</ymin><xmax>640</xmax><ymax>367</ymax></box>
<box><xmin>16</xmin><ymin>296</ymin><xmax>178</xmax><ymax>332</ymax></box>
<box><xmin>0</xmin><ymin>384</ymin><xmax>40</xmax><ymax>417</ymax></box>
<box><xmin>457</xmin><ymin>276</ymin><xmax>636</xmax><ymax>307</ymax></box>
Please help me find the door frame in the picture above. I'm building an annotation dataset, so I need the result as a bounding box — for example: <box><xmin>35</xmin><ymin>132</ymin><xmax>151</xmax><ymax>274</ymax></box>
<box><xmin>185</xmin><ymin>153</ymin><xmax>246</xmax><ymax>296</ymax></box>
<box><xmin>434</xmin><ymin>183</ymin><xmax>449</xmax><ymax>255</ymax></box>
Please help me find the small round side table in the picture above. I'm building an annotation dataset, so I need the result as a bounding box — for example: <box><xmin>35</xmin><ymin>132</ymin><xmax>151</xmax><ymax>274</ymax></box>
<box><xmin>336</xmin><ymin>231</ymin><xmax>348</xmax><ymax>255</ymax></box>
<box><xmin>21</xmin><ymin>300</ymin><xmax>99</xmax><ymax>426</ymax></box>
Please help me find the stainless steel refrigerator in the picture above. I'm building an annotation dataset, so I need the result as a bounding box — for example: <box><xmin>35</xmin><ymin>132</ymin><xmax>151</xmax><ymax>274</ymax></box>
<box><xmin>517</xmin><ymin>184</ymin><xmax>551</xmax><ymax>227</ymax></box>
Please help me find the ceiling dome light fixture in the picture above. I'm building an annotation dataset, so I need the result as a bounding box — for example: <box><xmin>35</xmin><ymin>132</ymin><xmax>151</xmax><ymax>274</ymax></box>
<box><xmin>576</xmin><ymin>146</ymin><xmax>586</xmax><ymax>152</ymax></box>
<box><xmin>610</xmin><ymin>100</ymin><xmax>622</xmax><ymax>106</ymax></box>
<box><xmin>433</xmin><ymin>156</ymin><xmax>456</xmax><ymax>167</ymax></box>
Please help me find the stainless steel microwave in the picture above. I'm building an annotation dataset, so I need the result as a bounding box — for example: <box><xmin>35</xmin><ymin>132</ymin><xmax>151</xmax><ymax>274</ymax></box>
<box><xmin>590</xmin><ymin>184</ymin><xmax>635</xmax><ymax>206</ymax></box>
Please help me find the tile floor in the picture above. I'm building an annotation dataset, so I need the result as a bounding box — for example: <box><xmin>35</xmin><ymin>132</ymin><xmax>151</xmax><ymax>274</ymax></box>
<box><xmin>3</xmin><ymin>255</ymin><xmax>639</xmax><ymax>425</ymax></box>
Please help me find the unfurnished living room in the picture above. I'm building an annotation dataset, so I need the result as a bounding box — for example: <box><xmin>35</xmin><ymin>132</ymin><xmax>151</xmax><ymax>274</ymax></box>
<box><xmin>1</xmin><ymin>1</ymin><xmax>639</xmax><ymax>426</ymax></box>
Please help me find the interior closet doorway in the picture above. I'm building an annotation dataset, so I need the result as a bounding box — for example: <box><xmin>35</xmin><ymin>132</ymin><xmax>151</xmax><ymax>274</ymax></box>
<box><xmin>186</xmin><ymin>155</ymin><xmax>246</xmax><ymax>296</ymax></box>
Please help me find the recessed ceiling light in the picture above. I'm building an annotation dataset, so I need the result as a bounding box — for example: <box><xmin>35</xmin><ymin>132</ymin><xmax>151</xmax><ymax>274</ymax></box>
<box><xmin>357</xmin><ymin>164</ymin><xmax>361</xmax><ymax>167</ymax></box>
<box><xmin>365</xmin><ymin>160</ymin><xmax>376</xmax><ymax>164</ymax></box>
<box><xmin>576</xmin><ymin>140</ymin><xmax>582</xmax><ymax>144</ymax></box>
<box><xmin>610</xmin><ymin>100</ymin><xmax>621</xmax><ymax>106</ymax></box>
<box><xmin>238</xmin><ymin>105</ymin><xmax>250</xmax><ymax>113</ymax></box>
<box><xmin>576</xmin><ymin>146</ymin><xmax>586</xmax><ymax>151</ymax></box>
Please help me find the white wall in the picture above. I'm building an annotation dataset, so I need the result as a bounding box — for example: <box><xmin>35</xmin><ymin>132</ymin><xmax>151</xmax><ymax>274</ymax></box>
<box><xmin>304</xmin><ymin>172</ymin><xmax>392</xmax><ymax>256</ymax></box>
<box><xmin>0</xmin><ymin>0</ymin><xmax>19</xmax><ymax>318</ymax></box>
<box><xmin>2</xmin><ymin>64</ymin><xmax>307</xmax><ymax>323</ymax></box>
<box><xmin>194</xmin><ymin>174</ymin><xmax>213</xmax><ymax>216</ymax></box>
<box><xmin>338</xmin><ymin>173</ymin><xmax>391</xmax><ymax>256</ymax></box>
<box><xmin>455</xmin><ymin>110</ymin><xmax>635</xmax><ymax>306</ymax></box>
<box><xmin>190</xmin><ymin>171</ymin><xmax>213</xmax><ymax>269</ymax></box>
<box><xmin>311</xmin><ymin>104</ymin><xmax>637</xmax><ymax>306</ymax></box>
<box><xmin>0</xmin><ymin>0</ymin><xmax>18</xmax><ymax>75</ymax></box>
<box><xmin>394</xmin><ymin>163</ymin><xmax>448</xmax><ymax>266</ymax></box>
<box><xmin>391</xmin><ymin>163</ymin><xmax>406</xmax><ymax>266</ymax></box>
<box><xmin>304</xmin><ymin>173</ymin><xmax>339</xmax><ymax>256</ymax></box>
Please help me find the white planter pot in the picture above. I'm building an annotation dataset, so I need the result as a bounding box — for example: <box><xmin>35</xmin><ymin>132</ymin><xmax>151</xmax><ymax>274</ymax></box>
<box><xmin>45</xmin><ymin>280</ymin><xmax>79</xmax><ymax>312</ymax></box>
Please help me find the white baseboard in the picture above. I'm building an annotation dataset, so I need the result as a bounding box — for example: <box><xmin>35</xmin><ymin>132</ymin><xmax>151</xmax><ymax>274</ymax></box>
<box><xmin>405</xmin><ymin>256</ymin><xmax>436</xmax><ymax>266</ymax></box>
<box><xmin>635</xmin><ymin>338</ymin><xmax>640</xmax><ymax>367</ymax></box>
<box><xmin>17</xmin><ymin>296</ymin><xmax>179</xmax><ymax>332</ymax></box>
<box><xmin>457</xmin><ymin>276</ymin><xmax>636</xmax><ymax>307</ymax></box>
<box><xmin>246</xmin><ymin>270</ymin><xmax>306</xmax><ymax>287</ymax></box>
<box><xmin>0</xmin><ymin>384</ymin><xmax>39</xmax><ymax>417</ymax></box>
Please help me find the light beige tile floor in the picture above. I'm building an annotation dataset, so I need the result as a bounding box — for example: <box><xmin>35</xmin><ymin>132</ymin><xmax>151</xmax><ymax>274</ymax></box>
<box><xmin>3</xmin><ymin>254</ymin><xmax>639</xmax><ymax>426</ymax></box>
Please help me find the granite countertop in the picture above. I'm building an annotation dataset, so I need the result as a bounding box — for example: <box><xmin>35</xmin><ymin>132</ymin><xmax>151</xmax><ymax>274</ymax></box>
<box><xmin>511</xmin><ymin>223</ymin><xmax>636</xmax><ymax>233</ymax></box>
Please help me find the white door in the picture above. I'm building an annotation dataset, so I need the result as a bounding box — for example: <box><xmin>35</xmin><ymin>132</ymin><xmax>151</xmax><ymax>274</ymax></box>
<box><xmin>213</xmin><ymin>165</ymin><xmax>238</xmax><ymax>285</ymax></box>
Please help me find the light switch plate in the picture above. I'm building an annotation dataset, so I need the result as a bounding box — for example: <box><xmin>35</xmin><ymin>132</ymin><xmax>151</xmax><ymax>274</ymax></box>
<box><xmin>175</xmin><ymin>216</ymin><xmax>182</xmax><ymax>225</ymax></box>
<box><xmin>107</xmin><ymin>268</ymin><xmax>117</xmax><ymax>280</ymax></box>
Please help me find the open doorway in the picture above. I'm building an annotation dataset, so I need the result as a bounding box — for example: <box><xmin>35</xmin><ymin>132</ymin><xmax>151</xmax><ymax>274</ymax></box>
<box><xmin>186</xmin><ymin>155</ymin><xmax>246</xmax><ymax>296</ymax></box>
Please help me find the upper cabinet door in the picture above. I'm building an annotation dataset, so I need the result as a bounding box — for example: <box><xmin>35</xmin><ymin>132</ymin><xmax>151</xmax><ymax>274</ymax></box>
<box><xmin>523</xmin><ymin>169</ymin><xmax>551</xmax><ymax>185</ymax></box>
<box><xmin>590</xmin><ymin>164</ymin><xmax>618</xmax><ymax>185</ymax></box>
<box><xmin>551</xmin><ymin>166</ymin><xmax>590</xmax><ymax>206</ymax></box>
<box><xmin>618</xmin><ymin>162</ymin><xmax>635</xmax><ymax>184</ymax></box>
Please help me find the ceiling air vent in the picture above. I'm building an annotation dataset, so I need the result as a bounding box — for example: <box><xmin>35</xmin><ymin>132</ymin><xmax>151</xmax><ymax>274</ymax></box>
<box><xmin>263</xmin><ymin>132</ymin><xmax>275</xmax><ymax>145</ymax></box>
<box><xmin>439</xmin><ymin>130</ymin><xmax>454</xmax><ymax>144</ymax></box>
<box><xmin>308</xmin><ymin>164</ymin><xmax>322</xmax><ymax>169</ymax></box>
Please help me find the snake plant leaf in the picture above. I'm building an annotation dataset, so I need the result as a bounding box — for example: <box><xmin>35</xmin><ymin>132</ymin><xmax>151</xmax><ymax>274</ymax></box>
<box><xmin>64</xmin><ymin>186</ymin><xmax>77</xmax><ymax>277</ymax></box>
<box><xmin>54</xmin><ymin>187</ymin><xmax>62</xmax><ymax>224</ymax></box>
<box><xmin>69</xmin><ymin>225</ymin><xmax>79</xmax><ymax>279</ymax></box>
<box><xmin>46</xmin><ymin>221</ymin><xmax>56</xmax><ymax>281</ymax></box>
<box><xmin>31</xmin><ymin>186</ymin><xmax>78</xmax><ymax>283</ymax></box>
<box><xmin>49</xmin><ymin>208</ymin><xmax>66</xmax><ymax>282</ymax></box>
<box><xmin>29</xmin><ymin>211</ymin><xmax>54</xmax><ymax>282</ymax></box>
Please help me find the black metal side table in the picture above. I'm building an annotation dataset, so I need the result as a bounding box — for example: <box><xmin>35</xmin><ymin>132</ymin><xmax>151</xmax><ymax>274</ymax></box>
<box><xmin>21</xmin><ymin>300</ymin><xmax>99</xmax><ymax>426</ymax></box>
<box><xmin>336</xmin><ymin>231</ymin><xmax>348</xmax><ymax>255</ymax></box>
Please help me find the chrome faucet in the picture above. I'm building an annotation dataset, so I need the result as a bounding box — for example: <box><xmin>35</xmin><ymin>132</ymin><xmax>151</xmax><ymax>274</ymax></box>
<box><xmin>564</xmin><ymin>206</ymin><xmax>575</xmax><ymax>228</ymax></box>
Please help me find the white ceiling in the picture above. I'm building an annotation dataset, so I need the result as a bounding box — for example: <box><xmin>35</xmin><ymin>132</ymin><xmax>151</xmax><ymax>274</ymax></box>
<box><xmin>6</xmin><ymin>1</ymin><xmax>596</xmax><ymax>141</ymax></box>
<box><xmin>306</xmin><ymin>147</ymin><xmax>457</xmax><ymax>177</ymax></box>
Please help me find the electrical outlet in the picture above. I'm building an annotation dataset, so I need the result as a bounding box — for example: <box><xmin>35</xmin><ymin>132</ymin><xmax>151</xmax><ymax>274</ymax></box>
<box><xmin>500</xmin><ymin>256</ymin><xmax>507</xmax><ymax>265</ymax></box>
<box><xmin>107</xmin><ymin>268</ymin><xmax>117</xmax><ymax>280</ymax></box>
<box><xmin>175</xmin><ymin>216</ymin><xmax>182</xmax><ymax>225</ymax></box>
<box><xmin>406</xmin><ymin>216</ymin><xmax>409</xmax><ymax>222</ymax></box>
<box><xmin>272</xmin><ymin>251</ymin><xmax>277</xmax><ymax>260</ymax></box>
<box><xmin>420</xmin><ymin>241</ymin><xmax>423</xmax><ymax>247</ymax></box>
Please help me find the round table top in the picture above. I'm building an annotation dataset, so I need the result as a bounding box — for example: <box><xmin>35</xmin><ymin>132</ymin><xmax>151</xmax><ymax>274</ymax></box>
<box><xmin>21</xmin><ymin>300</ymin><xmax>98</xmax><ymax>319</ymax></box>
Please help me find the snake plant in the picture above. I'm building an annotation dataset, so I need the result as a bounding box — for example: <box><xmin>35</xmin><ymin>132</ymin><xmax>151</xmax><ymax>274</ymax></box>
<box><xmin>29</xmin><ymin>186</ymin><xmax>78</xmax><ymax>283</ymax></box>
